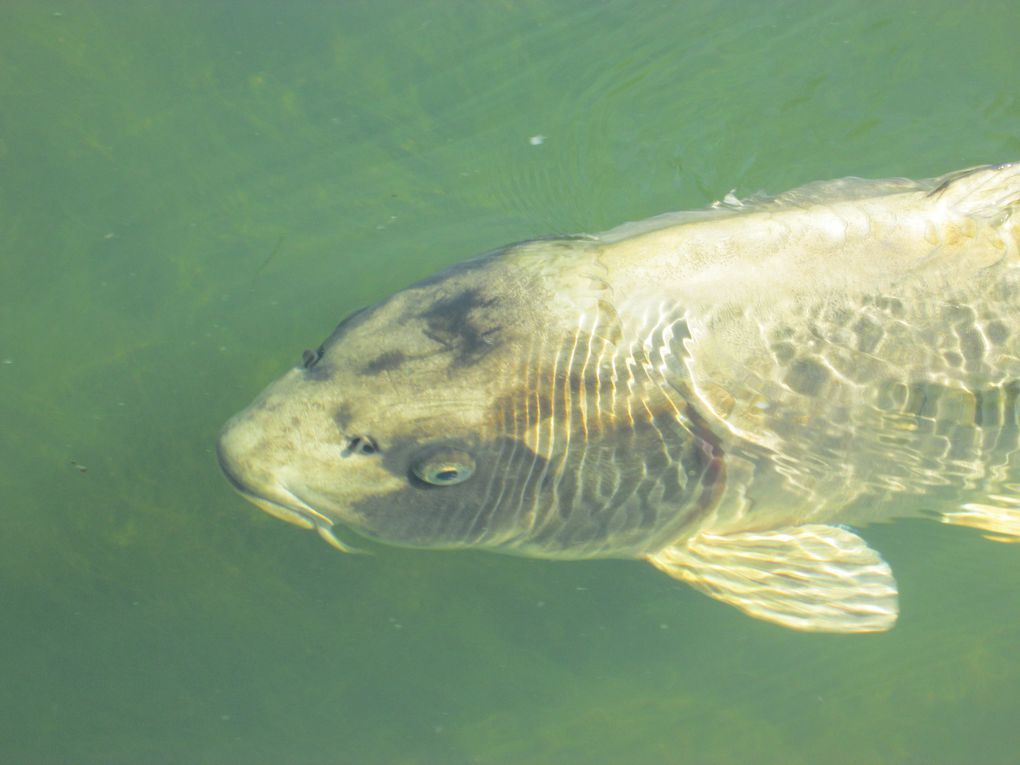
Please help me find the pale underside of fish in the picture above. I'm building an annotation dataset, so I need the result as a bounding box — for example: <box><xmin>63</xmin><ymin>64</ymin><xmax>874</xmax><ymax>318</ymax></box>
<box><xmin>218</xmin><ymin>162</ymin><xmax>1020</xmax><ymax>634</ymax></box>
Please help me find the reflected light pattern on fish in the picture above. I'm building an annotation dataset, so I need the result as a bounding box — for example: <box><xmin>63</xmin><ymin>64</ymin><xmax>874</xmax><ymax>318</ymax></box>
<box><xmin>218</xmin><ymin>162</ymin><xmax>1020</xmax><ymax>633</ymax></box>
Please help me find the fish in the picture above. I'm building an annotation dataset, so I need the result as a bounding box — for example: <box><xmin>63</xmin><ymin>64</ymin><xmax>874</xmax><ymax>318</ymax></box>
<box><xmin>217</xmin><ymin>162</ymin><xmax>1020</xmax><ymax>633</ymax></box>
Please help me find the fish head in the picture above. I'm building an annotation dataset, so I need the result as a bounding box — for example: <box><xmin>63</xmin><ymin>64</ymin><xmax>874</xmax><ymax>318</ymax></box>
<box><xmin>219</xmin><ymin>237</ymin><xmax>721</xmax><ymax>556</ymax></box>
<box><xmin>217</xmin><ymin>238</ymin><xmax>609</xmax><ymax>551</ymax></box>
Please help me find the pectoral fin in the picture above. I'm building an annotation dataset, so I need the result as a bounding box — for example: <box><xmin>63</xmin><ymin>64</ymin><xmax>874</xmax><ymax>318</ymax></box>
<box><xmin>645</xmin><ymin>524</ymin><xmax>898</xmax><ymax>633</ymax></box>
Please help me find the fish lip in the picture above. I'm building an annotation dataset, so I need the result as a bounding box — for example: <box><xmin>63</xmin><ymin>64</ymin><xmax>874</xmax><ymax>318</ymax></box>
<box><xmin>216</xmin><ymin>434</ymin><xmax>360</xmax><ymax>551</ymax></box>
<box><xmin>215</xmin><ymin>437</ymin><xmax>256</xmax><ymax>496</ymax></box>
<box><xmin>215</xmin><ymin>438</ymin><xmax>323</xmax><ymax>530</ymax></box>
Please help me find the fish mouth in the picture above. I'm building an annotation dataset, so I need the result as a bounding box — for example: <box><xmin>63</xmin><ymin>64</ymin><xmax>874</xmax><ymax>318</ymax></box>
<box><xmin>215</xmin><ymin>439</ymin><xmax>361</xmax><ymax>553</ymax></box>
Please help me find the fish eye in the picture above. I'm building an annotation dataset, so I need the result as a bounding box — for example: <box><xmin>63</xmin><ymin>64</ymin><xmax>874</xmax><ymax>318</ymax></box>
<box><xmin>412</xmin><ymin>448</ymin><xmax>475</xmax><ymax>486</ymax></box>
<box><xmin>344</xmin><ymin>435</ymin><xmax>378</xmax><ymax>456</ymax></box>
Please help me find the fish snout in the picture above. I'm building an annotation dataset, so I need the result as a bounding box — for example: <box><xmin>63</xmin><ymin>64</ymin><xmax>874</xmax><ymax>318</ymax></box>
<box><xmin>216</xmin><ymin>428</ymin><xmax>256</xmax><ymax>497</ymax></box>
<box><xmin>216</xmin><ymin>414</ymin><xmax>319</xmax><ymax>531</ymax></box>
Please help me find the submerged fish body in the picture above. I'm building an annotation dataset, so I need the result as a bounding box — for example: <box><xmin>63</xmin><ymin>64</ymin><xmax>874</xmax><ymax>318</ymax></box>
<box><xmin>218</xmin><ymin>162</ymin><xmax>1020</xmax><ymax>633</ymax></box>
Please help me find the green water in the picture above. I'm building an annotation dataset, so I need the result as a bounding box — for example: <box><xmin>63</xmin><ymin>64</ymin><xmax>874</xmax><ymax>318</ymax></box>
<box><xmin>2</xmin><ymin>2</ymin><xmax>1019</xmax><ymax>763</ymax></box>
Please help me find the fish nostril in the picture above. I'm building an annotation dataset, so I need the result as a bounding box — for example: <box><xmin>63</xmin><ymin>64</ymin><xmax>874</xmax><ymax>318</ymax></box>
<box><xmin>342</xmin><ymin>435</ymin><xmax>378</xmax><ymax>456</ymax></box>
<box><xmin>301</xmin><ymin>345</ymin><xmax>325</xmax><ymax>370</ymax></box>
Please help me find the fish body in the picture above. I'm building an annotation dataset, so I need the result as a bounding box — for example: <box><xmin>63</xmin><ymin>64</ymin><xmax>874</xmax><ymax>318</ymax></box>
<box><xmin>218</xmin><ymin>162</ymin><xmax>1020</xmax><ymax>632</ymax></box>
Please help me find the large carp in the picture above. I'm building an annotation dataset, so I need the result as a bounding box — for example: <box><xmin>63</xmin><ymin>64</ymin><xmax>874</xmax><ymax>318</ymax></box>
<box><xmin>218</xmin><ymin>162</ymin><xmax>1020</xmax><ymax>633</ymax></box>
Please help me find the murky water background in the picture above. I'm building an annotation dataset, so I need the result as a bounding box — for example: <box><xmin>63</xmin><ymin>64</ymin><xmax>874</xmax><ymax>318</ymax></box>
<box><xmin>2</xmin><ymin>2</ymin><xmax>1019</xmax><ymax>763</ymax></box>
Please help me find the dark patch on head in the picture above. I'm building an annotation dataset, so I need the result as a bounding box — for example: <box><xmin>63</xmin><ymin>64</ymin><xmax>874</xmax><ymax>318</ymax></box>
<box><xmin>304</xmin><ymin>363</ymin><xmax>333</xmax><ymax>382</ymax></box>
<box><xmin>409</xmin><ymin>235</ymin><xmax>591</xmax><ymax>290</ymax></box>
<box><xmin>333</xmin><ymin>405</ymin><xmax>352</xmax><ymax>432</ymax></box>
<box><xmin>361</xmin><ymin>350</ymin><xmax>407</xmax><ymax>375</ymax></box>
<box><xmin>341</xmin><ymin>389</ymin><xmax>728</xmax><ymax>554</ymax></box>
<box><xmin>409</xmin><ymin>251</ymin><xmax>502</xmax><ymax>290</ymax></box>
<box><xmin>419</xmin><ymin>289</ymin><xmax>501</xmax><ymax>367</ymax></box>
<box><xmin>374</xmin><ymin>436</ymin><xmax>477</xmax><ymax>480</ymax></box>
<box><xmin>301</xmin><ymin>306</ymin><xmax>374</xmax><ymax>380</ymax></box>
<box><xmin>346</xmin><ymin>434</ymin><xmax>541</xmax><ymax>548</ymax></box>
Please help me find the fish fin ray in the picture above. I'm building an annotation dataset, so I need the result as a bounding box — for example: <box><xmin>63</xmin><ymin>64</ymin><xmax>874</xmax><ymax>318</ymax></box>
<box><xmin>646</xmin><ymin>524</ymin><xmax>898</xmax><ymax>633</ymax></box>
<box><xmin>942</xmin><ymin>500</ymin><xmax>1020</xmax><ymax>543</ymax></box>
<box><xmin>928</xmin><ymin>161</ymin><xmax>1020</xmax><ymax>219</ymax></box>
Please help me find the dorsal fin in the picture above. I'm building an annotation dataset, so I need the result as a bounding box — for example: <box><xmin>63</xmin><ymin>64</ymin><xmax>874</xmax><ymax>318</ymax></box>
<box><xmin>596</xmin><ymin>174</ymin><xmax>930</xmax><ymax>244</ymax></box>
<box><xmin>597</xmin><ymin>162</ymin><xmax>1020</xmax><ymax>245</ymax></box>
<box><xmin>927</xmin><ymin>161</ymin><xmax>1020</xmax><ymax>220</ymax></box>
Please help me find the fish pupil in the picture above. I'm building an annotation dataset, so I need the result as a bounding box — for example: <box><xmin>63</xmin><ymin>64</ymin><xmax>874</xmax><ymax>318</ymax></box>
<box><xmin>411</xmin><ymin>447</ymin><xmax>475</xmax><ymax>486</ymax></box>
